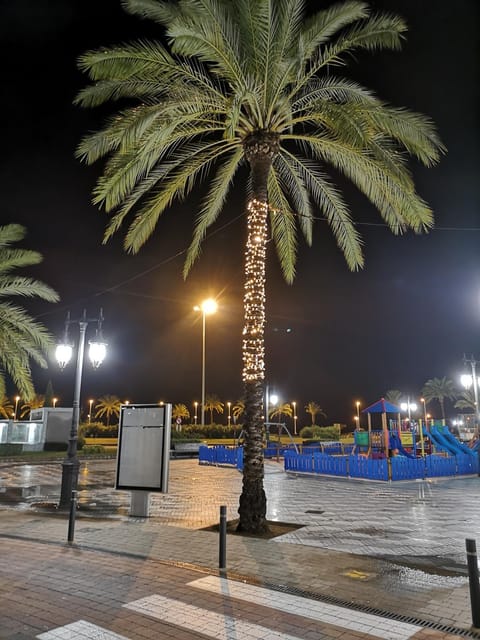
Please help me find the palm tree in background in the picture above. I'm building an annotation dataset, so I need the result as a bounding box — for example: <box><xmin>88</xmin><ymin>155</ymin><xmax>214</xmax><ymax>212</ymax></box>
<box><xmin>305</xmin><ymin>401</ymin><xmax>327</xmax><ymax>426</ymax></box>
<box><xmin>385</xmin><ymin>389</ymin><xmax>402</xmax><ymax>406</ymax></box>
<box><xmin>172</xmin><ymin>403</ymin><xmax>190</xmax><ymax>423</ymax></box>
<box><xmin>421</xmin><ymin>377</ymin><xmax>456</xmax><ymax>421</ymax></box>
<box><xmin>454</xmin><ymin>389</ymin><xmax>476</xmax><ymax>412</ymax></box>
<box><xmin>232</xmin><ymin>400</ymin><xmax>245</xmax><ymax>425</ymax></box>
<box><xmin>0</xmin><ymin>224</ymin><xmax>58</xmax><ymax>401</ymax></box>
<box><xmin>204</xmin><ymin>394</ymin><xmax>224</xmax><ymax>424</ymax></box>
<box><xmin>94</xmin><ymin>395</ymin><xmax>122</xmax><ymax>426</ymax></box>
<box><xmin>0</xmin><ymin>397</ymin><xmax>13</xmax><ymax>419</ymax></box>
<box><xmin>20</xmin><ymin>394</ymin><xmax>45</xmax><ymax>419</ymax></box>
<box><xmin>269</xmin><ymin>402</ymin><xmax>292</xmax><ymax>422</ymax></box>
<box><xmin>76</xmin><ymin>0</ymin><xmax>443</xmax><ymax>532</ymax></box>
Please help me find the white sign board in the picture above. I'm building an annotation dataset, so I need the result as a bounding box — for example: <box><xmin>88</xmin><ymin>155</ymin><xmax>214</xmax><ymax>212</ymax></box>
<box><xmin>116</xmin><ymin>404</ymin><xmax>172</xmax><ymax>492</ymax></box>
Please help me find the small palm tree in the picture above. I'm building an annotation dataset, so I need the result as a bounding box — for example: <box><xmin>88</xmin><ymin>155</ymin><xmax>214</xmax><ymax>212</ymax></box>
<box><xmin>20</xmin><ymin>394</ymin><xmax>45</xmax><ymax>418</ymax></box>
<box><xmin>385</xmin><ymin>389</ymin><xmax>403</xmax><ymax>405</ymax></box>
<box><xmin>269</xmin><ymin>402</ymin><xmax>293</xmax><ymax>422</ymax></box>
<box><xmin>305</xmin><ymin>401</ymin><xmax>326</xmax><ymax>425</ymax></box>
<box><xmin>94</xmin><ymin>395</ymin><xmax>121</xmax><ymax>426</ymax></box>
<box><xmin>232</xmin><ymin>400</ymin><xmax>245</xmax><ymax>424</ymax></box>
<box><xmin>422</xmin><ymin>377</ymin><xmax>456</xmax><ymax>421</ymax></box>
<box><xmin>172</xmin><ymin>403</ymin><xmax>190</xmax><ymax>422</ymax></box>
<box><xmin>0</xmin><ymin>396</ymin><xmax>13</xmax><ymax>419</ymax></box>
<box><xmin>0</xmin><ymin>224</ymin><xmax>58</xmax><ymax>400</ymax></box>
<box><xmin>204</xmin><ymin>394</ymin><xmax>224</xmax><ymax>425</ymax></box>
<box><xmin>454</xmin><ymin>389</ymin><xmax>476</xmax><ymax>412</ymax></box>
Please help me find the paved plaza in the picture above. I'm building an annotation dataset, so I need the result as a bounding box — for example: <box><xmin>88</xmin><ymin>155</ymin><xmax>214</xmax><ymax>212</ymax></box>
<box><xmin>1</xmin><ymin>457</ymin><xmax>479</xmax><ymax>639</ymax></box>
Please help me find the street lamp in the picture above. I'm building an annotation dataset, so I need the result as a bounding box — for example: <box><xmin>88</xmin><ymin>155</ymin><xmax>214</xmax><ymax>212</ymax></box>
<box><xmin>420</xmin><ymin>397</ymin><xmax>428</xmax><ymax>429</ymax></box>
<box><xmin>194</xmin><ymin>401</ymin><xmax>198</xmax><ymax>425</ymax></box>
<box><xmin>194</xmin><ymin>298</ymin><xmax>217</xmax><ymax>427</ymax></box>
<box><xmin>461</xmin><ymin>354</ymin><xmax>480</xmax><ymax>431</ymax></box>
<box><xmin>88</xmin><ymin>399</ymin><xmax>94</xmax><ymax>424</ymax></box>
<box><xmin>356</xmin><ymin>401</ymin><xmax>360</xmax><ymax>428</ymax></box>
<box><xmin>292</xmin><ymin>401</ymin><xmax>297</xmax><ymax>435</ymax></box>
<box><xmin>401</xmin><ymin>397</ymin><xmax>423</xmax><ymax>456</ymax></box>
<box><xmin>53</xmin><ymin>397</ymin><xmax>58</xmax><ymax>408</ymax></box>
<box><xmin>13</xmin><ymin>396</ymin><xmax>20</xmax><ymax>421</ymax></box>
<box><xmin>227</xmin><ymin>401</ymin><xmax>231</xmax><ymax>427</ymax></box>
<box><xmin>55</xmin><ymin>309</ymin><xmax>107</xmax><ymax>509</ymax></box>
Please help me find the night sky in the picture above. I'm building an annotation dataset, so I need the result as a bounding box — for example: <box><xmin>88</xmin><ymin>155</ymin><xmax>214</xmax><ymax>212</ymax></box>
<box><xmin>1</xmin><ymin>0</ymin><xmax>479</xmax><ymax>427</ymax></box>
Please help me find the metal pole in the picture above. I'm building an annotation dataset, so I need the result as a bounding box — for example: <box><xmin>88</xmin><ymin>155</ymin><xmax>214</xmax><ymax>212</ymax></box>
<box><xmin>201</xmin><ymin>311</ymin><xmax>206</xmax><ymax>428</ymax></box>
<box><xmin>67</xmin><ymin>490</ymin><xmax>78</xmax><ymax>543</ymax></box>
<box><xmin>466</xmin><ymin>539</ymin><xmax>480</xmax><ymax>629</ymax></box>
<box><xmin>219</xmin><ymin>505</ymin><xmax>227</xmax><ymax>571</ymax></box>
<box><xmin>60</xmin><ymin>320</ymin><xmax>87</xmax><ymax>508</ymax></box>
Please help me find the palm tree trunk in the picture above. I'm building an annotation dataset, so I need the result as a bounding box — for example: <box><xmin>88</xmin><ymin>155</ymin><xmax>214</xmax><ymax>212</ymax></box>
<box><xmin>237</xmin><ymin>131</ymin><xmax>279</xmax><ymax>534</ymax></box>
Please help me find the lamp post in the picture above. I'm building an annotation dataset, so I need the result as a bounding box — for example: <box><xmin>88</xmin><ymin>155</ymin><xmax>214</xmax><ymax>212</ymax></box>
<box><xmin>88</xmin><ymin>399</ymin><xmax>94</xmax><ymax>424</ymax></box>
<box><xmin>56</xmin><ymin>310</ymin><xmax>107</xmax><ymax>509</ymax></box>
<box><xmin>194</xmin><ymin>401</ymin><xmax>198</xmax><ymax>425</ymax></box>
<box><xmin>354</xmin><ymin>415</ymin><xmax>359</xmax><ymax>430</ymax></box>
<box><xmin>420</xmin><ymin>397</ymin><xmax>428</xmax><ymax>430</ymax></box>
<box><xmin>461</xmin><ymin>355</ymin><xmax>480</xmax><ymax>433</ymax></box>
<box><xmin>356</xmin><ymin>401</ymin><xmax>360</xmax><ymax>428</ymax></box>
<box><xmin>227</xmin><ymin>401</ymin><xmax>231</xmax><ymax>427</ymax></box>
<box><xmin>13</xmin><ymin>395</ymin><xmax>20</xmax><ymax>421</ymax></box>
<box><xmin>292</xmin><ymin>401</ymin><xmax>297</xmax><ymax>435</ymax></box>
<box><xmin>194</xmin><ymin>299</ymin><xmax>217</xmax><ymax>427</ymax></box>
<box><xmin>401</xmin><ymin>397</ymin><xmax>423</xmax><ymax>456</ymax></box>
<box><xmin>53</xmin><ymin>397</ymin><xmax>58</xmax><ymax>408</ymax></box>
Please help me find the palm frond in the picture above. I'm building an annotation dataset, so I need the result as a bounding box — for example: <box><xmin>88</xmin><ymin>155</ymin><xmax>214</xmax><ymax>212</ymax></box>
<box><xmin>267</xmin><ymin>168</ymin><xmax>297</xmax><ymax>283</ymax></box>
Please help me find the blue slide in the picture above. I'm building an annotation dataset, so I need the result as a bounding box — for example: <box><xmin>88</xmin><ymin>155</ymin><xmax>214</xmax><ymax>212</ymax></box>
<box><xmin>436</xmin><ymin>426</ymin><xmax>476</xmax><ymax>457</ymax></box>
<box><xmin>389</xmin><ymin>431</ymin><xmax>415</xmax><ymax>458</ymax></box>
<box><xmin>422</xmin><ymin>427</ymin><xmax>457</xmax><ymax>455</ymax></box>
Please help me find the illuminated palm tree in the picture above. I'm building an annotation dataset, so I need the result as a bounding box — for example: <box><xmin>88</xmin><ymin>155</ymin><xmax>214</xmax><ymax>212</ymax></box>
<box><xmin>385</xmin><ymin>389</ymin><xmax>402</xmax><ymax>406</ymax></box>
<box><xmin>20</xmin><ymin>394</ymin><xmax>45</xmax><ymax>419</ymax></box>
<box><xmin>172</xmin><ymin>403</ymin><xmax>190</xmax><ymax>422</ymax></box>
<box><xmin>94</xmin><ymin>395</ymin><xmax>121</xmax><ymax>426</ymax></box>
<box><xmin>0</xmin><ymin>224</ymin><xmax>58</xmax><ymax>400</ymax></box>
<box><xmin>305</xmin><ymin>401</ymin><xmax>326</xmax><ymax>425</ymax></box>
<box><xmin>421</xmin><ymin>377</ymin><xmax>456</xmax><ymax>421</ymax></box>
<box><xmin>269</xmin><ymin>402</ymin><xmax>292</xmax><ymax>422</ymax></box>
<box><xmin>455</xmin><ymin>389</ymin><xmax>476</xmax><ymax>412</ymax></box>
<box><xmin>76</xmin><ymin>0</ymin><xmax>443</xmax><ymax>532</ymax></box>
<box><xmin>204</xmin><ymin>394</ymin><xmax>224</xmax><ymax>425</ymax></box>
<box><xmin>232</xmin><ymin>400</ymin><xmax>245</xmax><ymax>424</ymax></box>
<box><xmin>0</xmin><ymin>396</ymin><xmax>13</xmax><ymax>419</ymax></box>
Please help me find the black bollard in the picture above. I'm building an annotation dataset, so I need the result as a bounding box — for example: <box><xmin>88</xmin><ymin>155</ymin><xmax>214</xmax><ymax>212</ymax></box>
<box><xmin>466</xmin><ymin>538</ymin><xmax>480</xmax><ymax>629</ymax></box>
<box><xmin>67</xmin><ymin>490</ymin><xmax>78</xmax><ymax>543</ymax></box>
<box><xmin>219</xmin><ymin>505</ymin><xmax>227</xmax><ymax>571</ymax></box>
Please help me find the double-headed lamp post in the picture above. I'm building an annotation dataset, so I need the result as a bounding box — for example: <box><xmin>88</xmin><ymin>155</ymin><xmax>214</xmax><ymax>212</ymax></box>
<box><xmin>55</xmin><ymin>310</ymin><xmax>107</xmax><ymax>509</ymax></box>
<box><xmin>194</xmin><ymin>298</ymin><xmax>217</xmax><ymax>427</ymax></box>
<box><xmin>461</xmin><ymin>354</ymin><xmax>480</xmax><ymax>433</ymax></box>
<box><xmin>292</xmin><ymin>401</ymin><xmax>297</xmax><ymax>435</ymax></box>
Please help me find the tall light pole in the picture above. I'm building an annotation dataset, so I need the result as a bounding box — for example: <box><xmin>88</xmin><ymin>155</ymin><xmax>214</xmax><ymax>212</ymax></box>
<box><xmin>420</xmin><ymin>397</ymin><xmax>428</xmax><ymax>429</ymax></box>
<box><xmin>292</xmin><ymin>401</ymin><xmax>297</xmax><ymax>435</ymax></box>
<box><xmin>356</xmin><ymin>401</ymin><xmax>360</xmax><ymax>428</ymax></box>
<box><xmin>13</xmin><ymin>395</ymin><xmax>20</xmax><ymax>421</ymax></box>
<box><xmin>194</xmin><ymin>299</ymin><xmax>217</xmax><ymax>427</ymax></box>
<box><xmin>194</xmin><ymin>401</ymin><xmax>198</xmax><ymax>425</ymax></box>
<box><xmin>53</xmin><ymin>397</ymin><xmax>58</xmax><ymax>408</ymax></box>
<box><xmin>88</xmin><ymin>399</ymin><xmax>94</xmax><ymax>424</ymax></box>
<box><xmin>461</xmin><ymin>354</ymin><xmax>480</xmax><ymax>433</ymax></box>
<box><xmin>227</xmin><ymin>401</ymin><xmax>231</xmax><ymax>427</ymax></box>
<box><xmin>56</xmin><ymin>310</ymin><xmax>107</xmax><ymax>509</ymax></box>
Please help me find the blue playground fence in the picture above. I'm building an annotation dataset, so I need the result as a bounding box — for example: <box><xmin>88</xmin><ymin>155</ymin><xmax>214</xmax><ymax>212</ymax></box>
<box><xmin>199</xmin><ymin>446</ymin><xmax>480</xmax><ymax>480</ymax></box>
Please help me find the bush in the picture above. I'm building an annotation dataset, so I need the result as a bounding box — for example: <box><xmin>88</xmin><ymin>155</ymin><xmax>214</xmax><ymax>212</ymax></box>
<box><xmin>299</xmin><ymin>425</ymin><xmax>341</xmax><ymax>441</ymax></box>
<box><xmin>79</xmin><ymin>422</ymin><xmax>118</xmax><ymax>438</ymax></box>
<box><xmin>82</xmin><ymin>444</ymin><xmax>106</xmax><ymax>455</ymax></box>
<box><xmin>172</xmin><ymin>423</ymin><xmax>238</xmax><ymax>439</ymax></box>
<box><xmin>0</xmin><ymin>444</ymin><xmax>23</xmax><ymax>456</ymax></box>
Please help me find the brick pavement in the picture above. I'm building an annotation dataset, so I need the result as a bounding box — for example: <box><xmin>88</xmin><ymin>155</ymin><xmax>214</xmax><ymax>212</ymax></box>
<box><xmin>0</xmin><ymin>458</ymin><xmax>479</xmax><ymax>639</ymax></box>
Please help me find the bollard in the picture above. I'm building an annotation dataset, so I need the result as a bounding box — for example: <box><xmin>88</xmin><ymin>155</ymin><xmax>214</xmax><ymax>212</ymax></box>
<box><xmin>219</xmin><ymin>505</ymin><xmax>227</xmax><ymax>571</ymax></box>
<box><xmin>67</xmin><ymin>490</ymin><xmax>78</xmax><ymax>543</ymax></box>
<box><xmin>466</xmin><ymin>539</ymin><xmax>480</xmax><ymax>629</ymax></box>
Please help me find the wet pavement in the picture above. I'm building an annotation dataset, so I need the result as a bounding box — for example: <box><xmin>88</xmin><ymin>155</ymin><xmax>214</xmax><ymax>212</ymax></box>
<box><xmin>0</xmin><ymin>457</ymin><xmax>479</xmax><ymax>638</ymax></box>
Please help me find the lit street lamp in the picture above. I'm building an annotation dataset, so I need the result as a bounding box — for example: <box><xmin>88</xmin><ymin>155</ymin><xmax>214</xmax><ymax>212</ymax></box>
<box><xmin>461</xmin><ymin>354</ymin><xmax>480</xmax><ymax>430</ymax></box>
<box><xmin>13</xmin><ymin>395</ymin><xmax>20</xmax><ymax>421</ymax></box>
<box><xmin>227</xmin><ymin>401</ymin><xmax>231</xmax><ymax>427</ymax></box>
<box><xmin>56</xmin><ymin>310</ymin><xmax>107</xmax><ymax>509</ymax></box>
<box><xmin>401</xmin><ymin>397</ymin><xmax>423</xmax><ymax>456</ymax></box>
<box><xmin>53</xmin><ymin>397</ymin><xmax>58</xmax><ymax>408</ymax></box>
<box><xmin>356</xmin><ymin>401</ymin><xmax>360</xmax><ymax>428</ymax></box>
<box><xmin>194</xmin><ymin>298</ymin><xmax>217</xmax><ymax>427</ymax></box>
<box><xmin>88</xmin><ymin>399</ymin><xmax>94</xmax><ymax>424</ymax></box>
<box><xmin>194</xmin><ymin>401</ymin><xmax>198</xmax><ymax>425</ymax></box>
<box><xmin>292</xmin><ymin>401</ymin><xmax>297</xmax><ymax>435</ymax></box>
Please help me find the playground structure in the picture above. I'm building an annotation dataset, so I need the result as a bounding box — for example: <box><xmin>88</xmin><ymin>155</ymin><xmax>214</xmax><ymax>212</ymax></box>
<box><xmin>199</xmin><ymin>397</ymin><xmax>480</xmax><ymax>482</ymax></box>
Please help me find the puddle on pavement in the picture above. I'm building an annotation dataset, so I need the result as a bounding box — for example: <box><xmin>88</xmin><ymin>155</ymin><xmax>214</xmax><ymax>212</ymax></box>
<box><xmin>0</xmin><ymin>485</ymin><xmax>55</xmax><ymax>502</ymax></box>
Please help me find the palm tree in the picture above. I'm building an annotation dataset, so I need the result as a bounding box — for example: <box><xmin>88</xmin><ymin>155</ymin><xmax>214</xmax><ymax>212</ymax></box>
<box><xmin>232</xmin><ymin>400</ymin><xmax>245</xmax><ymax>425</ymax></box>
<box><xmin>305</xmin><ymin>401</ymin><xmax>326</xmax><ymax>426</ymax></box>
<box><xmin>204</xmin><ymin>394</ymin><xmax>224</xmax><ymax>425</ymax></box>
<box><xmin>0</xmin><ymin>224</ymin><xmax>58</xmax><ymax>400</ymax></box>
<box><xmin>172</xmin><ymin>403</ymin><xmax>190</xmax><ymax>422</ymax></box>
<box><xmin>385</xmin><ymin>390</ymin><xmax>403</xmax><ymax>406</ymax></box>
<box><xmin>76</xmin><ymin>0</ymin><xmax>443</xmax><ymax>532</ymax></box>
<box><xmin>0</xmin><ymin>396</ymin><xmax>13</xmax><ymax>419</ymax></box>
<box><xmin>269</xmin><ymin>402</ymin><xmax>292</xmax><ymax>422</ymax></box>
<box><xmin>20</xmin><ymin>394</ymin><xmax>45</xmax><ymax>419</ymax></box>
<box><xmin>454</xmin><ymin>389</ymin><xmax>476</xmax><ymax>412</ymax></box>
<box><xmin>421</xmin><ymin>377</ymin><xmax>456</xmax><ymax>421</ymax></box>
<box><xmin>94</xmin><ymin>395</ymin><xmax>121</xmax><ymax>426</ymax></box>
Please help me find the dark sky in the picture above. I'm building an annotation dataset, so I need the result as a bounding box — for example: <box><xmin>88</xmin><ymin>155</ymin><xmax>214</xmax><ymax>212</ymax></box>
<box><xmin>1</xmin><ymin>0</ymin><xmax>479</xmax><ymax>427</ymax></box>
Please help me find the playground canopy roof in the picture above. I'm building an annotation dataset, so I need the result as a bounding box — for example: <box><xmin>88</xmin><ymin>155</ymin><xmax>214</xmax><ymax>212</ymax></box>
<box><xmin>362</xmin><ymin>398</ymin><xmax>401</xmax><ymax>414</ymax></box>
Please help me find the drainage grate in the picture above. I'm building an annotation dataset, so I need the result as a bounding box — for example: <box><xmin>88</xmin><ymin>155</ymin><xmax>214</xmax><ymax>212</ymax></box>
<box><xmin>305</xmin><ymin>509</ymin><xmax>324</xmax><ymax>514</ymax></box>
<box><xmin>262</xmin><ymin>580</ymin><xmax>480</xmax><ymax>638</ymax></box>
